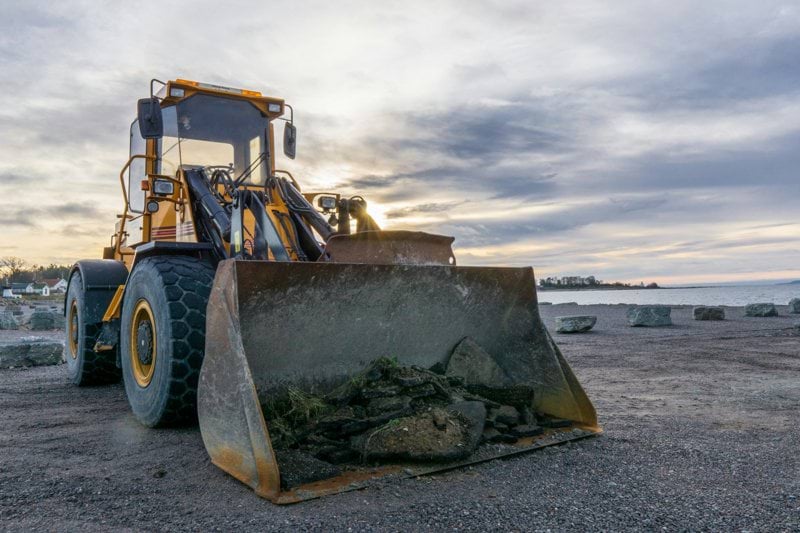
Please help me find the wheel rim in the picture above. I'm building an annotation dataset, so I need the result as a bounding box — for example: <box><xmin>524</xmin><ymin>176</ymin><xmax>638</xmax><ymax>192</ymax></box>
<box><xmin>67</xmin><ymin>300</ymin><xmax>79</xmax><ymax>360</ymax></box>
<box><xmin>130</xmin><ymin>299</ymin><xmax>157</xmax><ymax>387</ymax></box>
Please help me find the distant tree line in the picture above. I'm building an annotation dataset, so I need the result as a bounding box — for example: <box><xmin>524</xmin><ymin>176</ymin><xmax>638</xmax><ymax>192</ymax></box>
<box><xmin>539</xmin><ymin>275</ymin><xmax>659</xmax><ymax>289</ymax></box>
<box><xmin>0</xmin><ymin>257</ymin><xmax>72</xmax><ymax>285</ymax></box>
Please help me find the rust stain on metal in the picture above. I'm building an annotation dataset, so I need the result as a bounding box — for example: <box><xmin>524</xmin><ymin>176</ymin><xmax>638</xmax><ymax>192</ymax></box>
<box><xmin>209</xmin><ymin>446</ymin><xmax>254</xmax><ymax>486</ymax></box>
<box><xmin>276</xmin><ymin>466</ymin><xmax>405</xmax><ymax>504</ymax></box>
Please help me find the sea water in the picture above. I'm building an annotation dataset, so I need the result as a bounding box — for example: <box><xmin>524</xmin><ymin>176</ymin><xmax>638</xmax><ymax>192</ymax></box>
<box><xmin>539</xmin><ymin>284</ymin><xmax>800</xmax><ymax>307</ymax></box>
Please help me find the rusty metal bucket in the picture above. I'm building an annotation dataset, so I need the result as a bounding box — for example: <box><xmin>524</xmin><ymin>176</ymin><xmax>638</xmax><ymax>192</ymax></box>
<box><xmin>197</xmin><ymin>259</ymin><xmax>599</xmax><ymax>503</ymax></box>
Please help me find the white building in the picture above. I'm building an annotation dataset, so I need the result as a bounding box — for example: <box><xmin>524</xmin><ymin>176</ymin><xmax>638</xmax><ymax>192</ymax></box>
<box><xmin>43</xmin><ymin>278</ymin><xmax>68</xmax><ymax>294</ymax></box>
<box><xmin>2</xmin><ymin>286</ymin><xmax>19</xmax><ymax>299</ymax></box>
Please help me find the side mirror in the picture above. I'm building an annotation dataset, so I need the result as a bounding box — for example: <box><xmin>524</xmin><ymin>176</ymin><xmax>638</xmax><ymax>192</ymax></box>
<box><xmin>283</xmin><ymin>123</ymin><xmax>297</xmax><ymax>159</ymax></box>
<box><xmin>137</xmin><ymin>98</ymin><xmax>163</xmax><ymax>139</ymax></box>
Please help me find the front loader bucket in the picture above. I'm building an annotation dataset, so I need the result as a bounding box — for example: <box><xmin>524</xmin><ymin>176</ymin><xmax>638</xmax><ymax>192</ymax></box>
<box><xmin>198</xmin><ymin>259</ymin><xmax>599</xmax><ymax>503</ymax></box>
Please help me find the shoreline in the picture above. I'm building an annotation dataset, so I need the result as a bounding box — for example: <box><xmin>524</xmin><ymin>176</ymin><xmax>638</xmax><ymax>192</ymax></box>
<box><xmin>539</xmin><ymin>286</ymin><xmax>661</xmax><ymax>292</ymax></box>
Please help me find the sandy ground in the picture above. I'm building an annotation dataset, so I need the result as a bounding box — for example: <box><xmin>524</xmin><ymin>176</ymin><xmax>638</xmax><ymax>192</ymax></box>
<box><xmin>1</xmin><ymin>303</ymin><xmax>798</xmax><ymax>531</ymax></box>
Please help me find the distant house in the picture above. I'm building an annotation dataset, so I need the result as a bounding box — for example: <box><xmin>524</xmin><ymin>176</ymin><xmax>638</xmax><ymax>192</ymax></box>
<box><xmin>42</xmin><ymin>278</ymin><xmax>68</xmax><ymax>294</ymax></box>
<box><xmin>11</xmin><ymin>282</ymin><xmax>34</xmax><ymax>295</ymax></box>
<box><xmin>32</xmin><ymin>283</ymin><xmax>49</xmax><ymax>296</ymax></box>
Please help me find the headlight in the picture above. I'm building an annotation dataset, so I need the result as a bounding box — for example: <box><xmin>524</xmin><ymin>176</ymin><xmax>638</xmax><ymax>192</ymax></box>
<box><xmin>318</xmin><ymin>195</ymin><xmax>337</xmax><ymax>210</ymax></box>
<box><xmin>153</xmin><ymin>179</ymin><xmax>174</xmax><ymax>195</ymax></box>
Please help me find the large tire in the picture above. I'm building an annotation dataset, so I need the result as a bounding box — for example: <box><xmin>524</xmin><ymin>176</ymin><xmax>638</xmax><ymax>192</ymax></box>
<box><xmin>120</xmin><ymin>256</ymin><xmax>215</xmax><ymax>427</ymax></box>
<box><xmin>65</xmin><ymin>271</ymin><xmax>121</xmax><ymax>385</ymax></box>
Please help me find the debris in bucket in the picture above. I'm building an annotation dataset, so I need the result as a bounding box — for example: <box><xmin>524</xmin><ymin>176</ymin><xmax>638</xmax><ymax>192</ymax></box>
<box><xmin>261</xmin><ymin>344</ymin><xmax>573</xmax><ymax>490</ymax></box>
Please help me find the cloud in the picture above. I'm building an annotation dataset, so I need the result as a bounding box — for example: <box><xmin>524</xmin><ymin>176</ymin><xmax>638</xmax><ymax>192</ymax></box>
<box><xmin>385</xmin><ymin>201</ymin><xmax>465</xmax><ymax>219</ymax></box>
<box><xmin>1</xmin><ymin>0</ymin><xmax>799</xmax><ymax>283</ymax></box>
<box><xmin>0</xmin><ymin>172</ymin><xmax>27</xmax><ymax>185</ymax></box>
<box><xmin>0</xmin><ymin>202</ymin><xmax>104</xmax><ymax>229</ymax></box>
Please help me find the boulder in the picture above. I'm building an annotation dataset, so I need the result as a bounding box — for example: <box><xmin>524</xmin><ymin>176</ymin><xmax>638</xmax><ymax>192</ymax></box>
<box><xmin>0</xmin><ymin>312</ymin><xmax>19</xmax><ymax>330</ymax></box>
<box><xmin>693</xmin><ymin>306</ymin><xmax>725</xmax><ymax>321</ymax></box>
<box><xmin>445</xmin><ymin>337</ymin><xmax>534</xmax><ymax>405</ymax></box>
<box><xmin>627</xmin><ymin>306</ymin><xmax>672</xmax><ymax>327</ymax></box>
<box><xmin>744</xmin><ymin>303</ymin><xmax>778</xmax><ymax>317</ymax></box>
<box><xmin>446</xmin><ymin>337</ymin><xmax>510</xmax><ymax>389</ymax></box>
<box><xmin>29</xmin><ymin>309</ymin><xmax>58</xmax><ymax>330</ymax></box>
<box><xmin>789</xmin><ymin>298</ymin><xmax>800</xmax><ymax>314</ymax></box>
<box><xmin>555</xmin><ymin>315</ymin><xmax>597</xmax><ymax>333</ymax></box>
<box><xmin>0</xmin><ymin>339</ymin><xmax>64</xmax><ymax>368</ymax></box>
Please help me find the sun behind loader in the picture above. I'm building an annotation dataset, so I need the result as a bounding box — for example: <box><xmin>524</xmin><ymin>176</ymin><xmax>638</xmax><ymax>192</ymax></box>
<box><xmin>65</xmin><ymin>78</ymin><xmax>600</xmax><ymax>503</ymax></box>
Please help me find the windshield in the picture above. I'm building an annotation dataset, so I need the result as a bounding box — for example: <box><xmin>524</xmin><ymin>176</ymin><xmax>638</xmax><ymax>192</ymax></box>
<box><xmin>159</xmin><ymin>94</ymin><xmax>270</xmax><ymax>184</ymax></box>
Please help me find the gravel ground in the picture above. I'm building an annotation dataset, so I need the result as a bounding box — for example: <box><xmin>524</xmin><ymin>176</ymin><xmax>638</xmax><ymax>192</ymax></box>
<box><xmin>1</xmin><ymin>303</ymin><xmax>798</xmax><ymax>531</ymax></box>
<box><xmin>0</xmin><ymin>330</ymin><xmax>63</xmax><ymax>344</ymax></box>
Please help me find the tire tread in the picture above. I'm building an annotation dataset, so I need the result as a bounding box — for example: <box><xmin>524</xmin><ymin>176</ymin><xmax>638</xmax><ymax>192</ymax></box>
<box><xmin>131</xmin><ymin>256</ymin><xmax>214</xmax><ymax>426</ymax></box>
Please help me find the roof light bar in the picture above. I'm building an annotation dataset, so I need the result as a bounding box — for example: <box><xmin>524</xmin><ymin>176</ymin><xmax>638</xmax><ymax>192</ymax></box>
<box><xmin>174</xmin><ymin>78</ymin><xmax>262</xmax><ymax>97</ymax></box>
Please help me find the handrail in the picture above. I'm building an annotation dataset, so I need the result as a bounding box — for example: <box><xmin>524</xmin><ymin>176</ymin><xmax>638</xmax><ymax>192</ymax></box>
<box><xmin>116</xmin><ymin>154</ymin><xmax>156</xmax><ymax>257</ymax></box>
<box><xmin>273</xmin><ymin>169</ymin><xmax>300</xmax><ymax>190</ymax></box>
<box><xmin>118</xmin><ymin>154</ymin><xmax>156</xmax><ymax>206</ymax></box>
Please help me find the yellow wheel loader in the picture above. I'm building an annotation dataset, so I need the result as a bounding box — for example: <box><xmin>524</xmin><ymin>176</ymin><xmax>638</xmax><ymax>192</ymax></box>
<box><xmin>65</xmin><ymin>78</ymin><xmax>600</xmax><ymax>503</ymax></box>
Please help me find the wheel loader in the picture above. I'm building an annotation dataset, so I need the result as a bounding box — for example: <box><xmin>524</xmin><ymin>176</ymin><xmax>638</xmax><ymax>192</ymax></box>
<box><xmin>65</xmin><ymin>78</ymin><xmax>600</xmax><ymax>503</ymax></box>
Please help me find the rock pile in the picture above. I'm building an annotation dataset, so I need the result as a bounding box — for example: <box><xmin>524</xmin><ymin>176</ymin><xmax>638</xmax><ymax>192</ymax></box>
<box><xmin>745</xmin><ymin>303</ymin><xmax>778</xmax><ymax>317</ymax></box>
<box><xmin>264</xmin><ymin>347</ymin><xmax>566</xmax><ymax>489</ymax></box>
<box><xmin>693</xmin><ymin>306</ymin><xmax>725</xmax><ymax>321</ymax></box>
<box><xmin>789</xmin><ymin>298</ymin><xmax>800</xmax><ymax>314</ymax></box>
<box><xmin>627</xmin><ymin>306</ymin><xmax>672</xmax><ymax>327</ymax></box>
<box><xmin>0</xmin><ymin>311</ymin><xmax>19</xmax><ymax>330</ymax></box>
<box><xmin>555</xmin><ymin>315</ymin><xmax>597</xmax><ymax>333</ymax></box>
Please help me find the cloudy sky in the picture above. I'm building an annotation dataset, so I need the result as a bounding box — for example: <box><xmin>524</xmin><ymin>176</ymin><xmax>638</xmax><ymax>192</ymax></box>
<box><xmin>1</xmin><ymin>1</ymin><xmax>799</xmax><ymax>284</ymax></box>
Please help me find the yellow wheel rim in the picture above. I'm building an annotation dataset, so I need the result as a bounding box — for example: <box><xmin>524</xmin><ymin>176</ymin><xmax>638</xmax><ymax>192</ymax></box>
<box><xmin>67</xmin><ymin>300</ymin><xmax>79</xmax><ymax>360</ymax></box>
<box><xmin>130</xmin><ymin>299</ymin><xmax>157</xmax><ymax>387</ymax></box>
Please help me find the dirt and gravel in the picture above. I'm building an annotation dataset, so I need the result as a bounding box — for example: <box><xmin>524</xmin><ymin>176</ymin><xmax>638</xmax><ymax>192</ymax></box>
<box><xmin>1</xmin><ymin>303</ymin><xmax>799</xmax><ymax>531</ymax></box>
